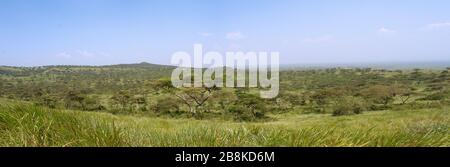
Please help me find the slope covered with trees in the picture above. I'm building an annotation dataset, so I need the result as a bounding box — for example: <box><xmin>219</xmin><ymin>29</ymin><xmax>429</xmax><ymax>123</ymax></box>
<box><xmin>1</xmin><ymin>64</ymin><xmax>448</xmax><ymax>121</ymax></box>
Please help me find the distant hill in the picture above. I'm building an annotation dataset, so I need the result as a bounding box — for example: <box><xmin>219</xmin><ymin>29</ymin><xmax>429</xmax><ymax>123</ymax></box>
<box><xmin>2</xmin><ymin>61</ymin><xmax>449</xmax><ymax>76</ymax></box>
<box><xmin>0</xmin><ymin>62</ymin><xmax>175</xmax><ymax>79</ymax></box>
<box><xmin>0</xmin><ymin>62</ymin><xmax>175</xmax><ymax>69</ymax></box>
<box><xmin>105</xmin><ymin>62</ymin><xmax>176</xmax><ymax>69</ymax></box>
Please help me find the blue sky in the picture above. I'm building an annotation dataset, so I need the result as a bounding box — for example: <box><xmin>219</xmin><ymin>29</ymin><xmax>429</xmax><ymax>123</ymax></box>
<box><xmin>1</xmin><ymin>0</ymin><xmax>450</xmax><ymax>66</ymax></box>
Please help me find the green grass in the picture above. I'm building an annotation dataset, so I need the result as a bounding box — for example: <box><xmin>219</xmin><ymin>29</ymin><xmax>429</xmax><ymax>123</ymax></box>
<box><xmin>0</xmin><ymin>100</ymin><xmax>448</xmax><ymax>147</ymax></box>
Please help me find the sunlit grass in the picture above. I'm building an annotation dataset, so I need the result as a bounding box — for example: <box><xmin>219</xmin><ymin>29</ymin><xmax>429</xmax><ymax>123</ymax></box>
<box><xmin>0</xmin><ymin>100</ymin><xmax>448</xmax><ymax>147</ymax></box>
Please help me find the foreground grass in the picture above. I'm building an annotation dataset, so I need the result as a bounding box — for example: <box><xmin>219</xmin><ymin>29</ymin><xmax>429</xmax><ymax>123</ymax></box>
<box><xmin>0</xmin><ymin>100</ymin><xmax>448</xmax><ymax>147</ymax></box>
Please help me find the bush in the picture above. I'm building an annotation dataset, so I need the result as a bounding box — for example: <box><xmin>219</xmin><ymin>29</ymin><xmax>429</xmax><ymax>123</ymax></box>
<box><xmin>228</xmin><ymin>105</ymin><xmax>266</xmax><ymax>122</ymax></box>
<box><xmin>418</xmin><ymin>91</ymin><xmax>448</xmax><ymax>101</ymax></box>
<box><xmin>83</xmin><ymin>96</ymin><xmax>105</xmax><ymax>111</ymax></box>
<box><xmin>154</xmin><ymin>96</ymin><xmax>180</xmax><ymax>114</ymax></box>
<box><xmin>228</xmin><ymin>93</ymin><xmax>268</xmax><ymax>121</ymax></box>
<box><xmin>303</xmin><ymin>105</ymin><xmax>327</xmax><ymax>114</ymax></box>
<box><xmin>332</xmin><ymin>96</ymin><xmax>368</xmax><ymax>116</ymax></box>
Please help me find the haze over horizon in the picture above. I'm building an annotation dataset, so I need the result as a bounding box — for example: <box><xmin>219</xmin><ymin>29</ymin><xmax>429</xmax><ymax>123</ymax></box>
<box><xmin>1</xmin><ymin>0</ymin><xmax>450</xmax><ymax>66</ymax></box>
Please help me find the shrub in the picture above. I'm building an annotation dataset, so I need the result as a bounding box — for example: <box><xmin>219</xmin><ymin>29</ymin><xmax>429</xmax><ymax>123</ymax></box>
<box><xmin>154</xmin><ymin>96</ymin><xmax>180</xmax><ymax>114</ymax></box>
<box><xmin>228</xmin><ymin>105</ymin><xmax>266</xmax><ymax>122</ymax></box>
<box><xmin>229</xmin><ymin>93</ymin><xmax>268</xmax><ymax>121</ymax></box>
<box><xmin>332</xmin><ymin>96</ymin><xmax>368</xmax><ymax>116</ymax></box>
<box><xmin>418</xmin><ymin>91</ymin><xmax>448</xmax><ymax>101</ymax></box>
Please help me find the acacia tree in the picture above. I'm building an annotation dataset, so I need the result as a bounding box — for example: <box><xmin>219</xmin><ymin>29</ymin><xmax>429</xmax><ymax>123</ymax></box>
<box><xmin>153</xmin><ymin>78</ymin><xmax>218</xmax><ymax>117</ymax></box>
<box><xmin>392</xmin><ymin>85</ymin><xmax>414</xmax><ymax>104</ymax></box>
<box><xmin>361</xmin><ymin>85</ymin><xmax>395</xmax><ymax>106</ymax></box>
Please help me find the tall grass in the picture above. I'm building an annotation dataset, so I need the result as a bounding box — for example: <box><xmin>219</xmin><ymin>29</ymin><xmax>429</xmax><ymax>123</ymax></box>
<box><xmin>0</xmin><ymin>102</ymin><xmax>127</xmax><ymax>146</ymax></box>
<box><xmin>0</xmin><ymin>100</ymin><xmax>448</xmax><ymax>147</ymax></box>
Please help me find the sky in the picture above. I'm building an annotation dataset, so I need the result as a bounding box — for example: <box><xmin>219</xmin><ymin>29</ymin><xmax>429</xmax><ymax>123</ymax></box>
<box><xmin>1</xmin><ymin>0</ymin><xmax>450</xmax><ymax>66</ymax></box>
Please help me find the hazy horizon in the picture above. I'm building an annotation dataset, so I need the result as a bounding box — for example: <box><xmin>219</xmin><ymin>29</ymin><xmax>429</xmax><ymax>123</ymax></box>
<box><xmin>2</xmin><ymin>60</ymin><xmax>449</xmax><ymax>70</ymax></box>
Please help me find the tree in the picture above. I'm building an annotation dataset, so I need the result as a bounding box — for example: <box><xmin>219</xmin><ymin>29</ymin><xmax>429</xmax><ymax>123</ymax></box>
<box><xmin>210</xmin><ymin>89</ymin><xmax>237</xmax><ymax>112</ymax></box>
<box><xmin>280</xmin><ymin>91</ymin><xmax>308</xmax><ymax>106</ymax></box>
<box><xmin>154</xmin><ymin>96</ymin><xmax>181</xmax><ymax>114</ymax></box>
<box><xmin>332</xmin><ymin>96</ymin><xmax>368</xmax><ymax>116</ymax></box>
<box><xmin>65</xmin><ymin>90</ymin><xmax>85</xmax><ymax>109</ymax></box>
<box><xmin>132</xmin><ymin>95</ymin><xmax>147</xmax><ymax>112</ymax></box>
<box><xmin>111</xmin><ymin>90</ymin><xmax>131</xmax><ymax>111</ymax></box>
<box><xmin>393</xmin><ymin>85</ymin><xmax>414</xmax><ymax>104</ymax></box>
<box><xmin>82</xmin><ymin>95</ymin><xmax>105</xmax><ymax>111</ymax></box>
<box><xmin>229</xmin><ymin>91</ymin><xmax>267</xmax><ymax>121</ymax></box>
<box><xmin>411</xmin><ymin>68</ymin><xmax>422</xmax><ymax>79</ymax></box>
<box><xmin>310</xmin><ymin>91</ymin><xmax>327</xmax><ymax>105</ymax></box>
<box><xmin>38</xmin><ymin>94</ymin><xmax>58</xmax><ymax>108</ymax></box>
<box><xmin>311</xmin><ymin>87</ymin><xmax>348</xmax><ymax>106</ymax></box>
<box><xmin>153</xmin><ymin>78</ymin><xmax>219</xmax><ymax>118</ymax></box>
<box><xmin>361</xmin><ymin>85</ymin><xmax>395</xmax><ymax>106</ymax></box>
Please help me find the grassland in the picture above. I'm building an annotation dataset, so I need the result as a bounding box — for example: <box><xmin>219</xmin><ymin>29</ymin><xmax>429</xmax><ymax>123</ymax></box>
<box><xmin>0</xmin><ymin>64</ymin><xmax>448</xmax><ymax>147</ymax></box>
<box><xmin>1</xmin><ymin>99</ymin><xmax>448</xmax><ymax>147</ymax></box>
